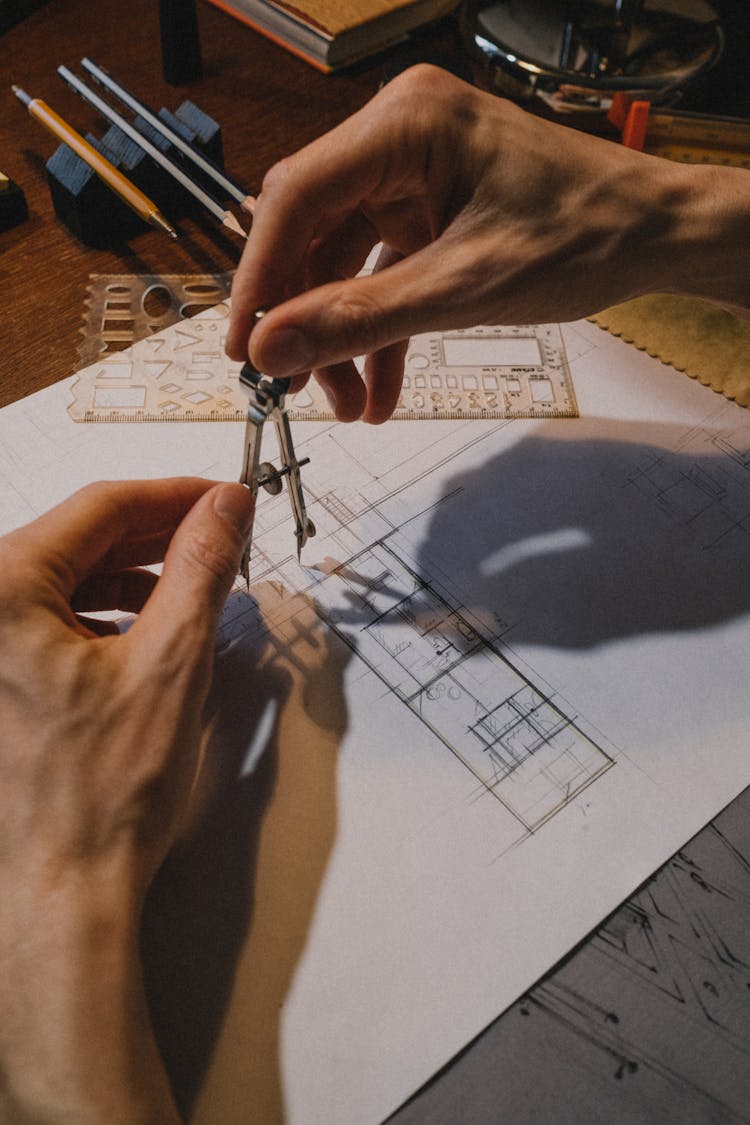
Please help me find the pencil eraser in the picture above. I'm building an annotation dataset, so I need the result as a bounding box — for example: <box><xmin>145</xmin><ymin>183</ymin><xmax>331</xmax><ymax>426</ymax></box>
<box><xmin>0</xmin><ymin>175</ymin><xmax>29</xmax><ymax>231</ymax></box>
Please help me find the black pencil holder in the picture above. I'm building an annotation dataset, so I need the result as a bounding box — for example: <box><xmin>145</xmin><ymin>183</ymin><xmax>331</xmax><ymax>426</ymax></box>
<box><xmin>45</xmin><ymin>100</ymin><xmax>223</xmax><ymax>248</ymax></box>
<box><xmin>0</xmin><ymin>175</ymin><xmax>29</xmax><ymax>232</ymax></box>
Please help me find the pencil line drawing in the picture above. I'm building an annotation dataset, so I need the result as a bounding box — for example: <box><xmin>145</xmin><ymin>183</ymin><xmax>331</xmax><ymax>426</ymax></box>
<box><xmin>7</xmin><ymin>316</ymin><xmax>750</xmax><ymax>1124</ymax></box>
<box><xmin>312</xmin><ymin>542</ymin><xmax>612</xmax><ymax>832</ymax></box>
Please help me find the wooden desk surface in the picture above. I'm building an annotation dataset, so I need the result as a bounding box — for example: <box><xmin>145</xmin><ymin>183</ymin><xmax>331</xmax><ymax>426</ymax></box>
<box><xmin>3</xmin><ymin>2</ymin><xmax>748</xmax><ymax>410</ymax></box>
<box><xmin>0</xmin><ymin>0</ymin><xmax>381</xmax><ymax>407</ymax></box>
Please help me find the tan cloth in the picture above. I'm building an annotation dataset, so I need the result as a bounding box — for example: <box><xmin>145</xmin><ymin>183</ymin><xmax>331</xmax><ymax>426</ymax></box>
<box><xmin>591</xmin><ymin>295</ymin><xmax>750</xmax><ymax>408</ymax></box>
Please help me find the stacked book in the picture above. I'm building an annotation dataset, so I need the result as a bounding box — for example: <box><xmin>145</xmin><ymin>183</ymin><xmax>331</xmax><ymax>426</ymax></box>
<box><xmin>206</xmin><ymin>0</ymin><xmax>460</xmax><ymax>71</ymax></box>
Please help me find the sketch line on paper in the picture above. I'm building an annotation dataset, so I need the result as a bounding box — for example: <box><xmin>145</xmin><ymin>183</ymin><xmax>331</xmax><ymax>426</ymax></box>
<box><xmin>622</xmin><ymin>425</ymin><xmax>750</xmax><ymax>551</ymax></box>
<box><xmin>514</xmin><ymin>792</ymin><xmax>750</xmax><ymax>1120</ymax></box>
<box><xmin>207</xmin><ymin>408</ymin><xmax>618</xmax><ymax>837</ymax></box>
<box><xmin>311</xmin><ymin>541</ymin><xmax>613</xmax><ymax>833</ymax></box>
<box><xmin>210</xmin><ymin>411</ymin><xmax>750</xmax><ymax>845</ymax></box>
<box><xmin>390</xmin><ymin>787</ymin><xmax>750</xmax><ymax>1124</ymax></box>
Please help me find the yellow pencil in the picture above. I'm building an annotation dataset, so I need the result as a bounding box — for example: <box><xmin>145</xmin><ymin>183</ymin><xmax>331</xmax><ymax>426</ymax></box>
<box><xmin>12</xmin><ymin>85</ymin><xmax>177</xmax><ymax>239</ymax></box>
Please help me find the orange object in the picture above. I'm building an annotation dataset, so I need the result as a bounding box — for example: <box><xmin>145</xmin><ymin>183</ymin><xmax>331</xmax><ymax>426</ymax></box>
<box><xmin>12</xmin><ymin>86</ymin><xmax>177</xmax><ymax>238</ymax></box>
<box><xmin>607</xmin><ymin>91</ymin><xmax>633</xmax><ymax>130</ymax></box>
<box><xmin>608</xmin><ymin>94</ymin><xmax>652</xmax><ymax>152</ymax></box>
<box><xmin>621</xmin><ymin>100</ymin><xmax>651</xmax><ymax>151</ymax></box>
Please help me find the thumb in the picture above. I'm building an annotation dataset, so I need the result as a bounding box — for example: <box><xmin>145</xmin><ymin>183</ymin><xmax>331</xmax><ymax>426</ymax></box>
<box><xmin>135</xmin><ymin>483</ymin><xmax>254</xmax><ymax>648</ymax></box>
<box><xmin>250</xmin><ymin>242</ymin><xmax>464</xmax><ymax>377</ymax></box>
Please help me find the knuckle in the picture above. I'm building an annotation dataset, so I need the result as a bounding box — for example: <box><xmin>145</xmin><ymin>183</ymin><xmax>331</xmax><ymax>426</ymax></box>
<box><xmin>330</xmin><ymin>289</ymin><xmax>389</xmax><ymax>355</ymax></box>
<box><xmin>77</xmin><ymin>479</ymin><xmax>118</xmax><ymax>505</ymax></box>
<box><xmin>390</xmin><ymin>63</ymin><xmax>446</xmax><ymax>99</ymax></box>
<box><xmin>260</xmin><ymin>155</ymin><xmax>295</xmax><ymax>200</ymax></box>
<box><xmin>386</xmin><ymin>64</ymin><xmax>468</xmax><ymax>119</ymax></box>
<box><xmin>75</xmin><ymin>480</ymin><xmax>128</xmax><ymax>534</ymax></box>
<box><xmin>179</xmin><ymin>527</ymin><xmax>237</xmax><ymax>583</ymax></box>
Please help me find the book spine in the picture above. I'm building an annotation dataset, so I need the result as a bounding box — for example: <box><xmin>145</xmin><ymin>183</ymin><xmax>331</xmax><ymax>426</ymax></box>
<box><xmin>204</xmin><ymin>0</ymin><xmax>333</xmax><ymax>72</ymax></box>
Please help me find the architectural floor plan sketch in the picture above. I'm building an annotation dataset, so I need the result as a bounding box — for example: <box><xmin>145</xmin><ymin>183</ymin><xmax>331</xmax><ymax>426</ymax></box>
<box><xmin>220</xmin><ymin>521</ymin><xmax>612</xmax><ymax>842</ymax></box>
<box><xmin>301</xmin><ymin>542</ymin><xmax>611</xmax><ymax>836</ymax></box>
<box><xmin>2</xmin><ymin>316</ymin><xmax>750</xmax><ymax>1123</ymax></box>
<box><xmin>624</xmin><ymin>423</ymin><xmax>750</xmax><ymax>551</ymax></box>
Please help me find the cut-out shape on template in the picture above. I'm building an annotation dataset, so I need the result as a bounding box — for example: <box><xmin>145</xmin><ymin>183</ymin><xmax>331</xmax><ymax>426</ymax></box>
<box><xmin>70</xmin><ymin>274</ymin><xmax>578</xmax><ymax>422</ymax></box>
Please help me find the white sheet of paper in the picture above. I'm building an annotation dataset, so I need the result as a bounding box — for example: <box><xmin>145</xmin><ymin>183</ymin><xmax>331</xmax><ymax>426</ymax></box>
<box><xmin>2</xmin><ymin>318</ymin><xmax>749</xmax><ymax>1124</ymax></box>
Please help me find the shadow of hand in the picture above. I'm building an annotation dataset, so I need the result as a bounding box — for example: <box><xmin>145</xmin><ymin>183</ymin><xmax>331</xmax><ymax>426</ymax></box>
<box><xmin>140</xmin><ymin>582</ymin><xmax>352</xmax><ymax>1121</ymax></box>
<box><xmin>418</xmin><ymin>417</ymin><xmax>750</xmax><ymax>649</ymax></box>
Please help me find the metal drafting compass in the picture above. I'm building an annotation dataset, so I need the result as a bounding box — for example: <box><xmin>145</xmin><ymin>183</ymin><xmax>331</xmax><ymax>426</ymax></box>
<box><xmin>238</xmin><ymin>315</ymin><xmax>316</xmax><ymax>580</ymax></box>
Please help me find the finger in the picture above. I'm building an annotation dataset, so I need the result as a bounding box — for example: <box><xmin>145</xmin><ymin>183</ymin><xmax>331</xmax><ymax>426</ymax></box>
<box><xmin>74</xmin><ymin>615</ymin><xmax>121</xmax><ymax>638</ymax></box>
<box><xmin>87</xmin><ymin>531</ymin><xmax>175</xmax><ymax>574</ymax></box>
<box><xmin>132</xmin><ymin>483</ymin><xmax>254</xmax><ymax>661</ymax></box>
<box><xmin>287</xmin><ymin>372</ymin><xmax>312</xmax><ymax>397</ymax></box>
<box><xmin>312</xmin><ymin>360</ymin><xmax>367</xmax><ymax>422</ymax></box>
<box><xmin>362</xmin><ymin>338</ymin><xmax>409</xmax><ymax>424</ymax></box>
<box><xmin>232</xmin><ymin>214</ymin><xmax>379</xmax><ymax>414</ymax></box>
<box><xmin>305</xmin><ymin>210</ymin><xmax>380</xmax><ymax>291</ymax></box>
<box><xmin>6</xmin><ymin>478</ymin><xmax>220</xmax><ymax>597</ymax></box>
<box><xmin>276</xmin><ymin>215</ymin><xmax>382</xmax><ymax>417</ymax></box>
<box><xmin>246</xmin><ymin>234</ymin><xmax>482</xmax><ymax>379</ymax></box>
<box><xmin>225</xmin><ymin>90</ymin><xmax>407</xmax><ymax>363</ymax></box>
<box><xmin>226</xmin><ymin>199</ymin><xmax>377</xmax><ymax>369</ymax></box>
<box><xmin>72</xmin><ymin>567</ymin><xmax>159</xmax><ymax>613</ymax></box>
<box><xmin>228</xmin><ymin>251</ymin><xmax>305</xmax><ymax>366</ymax></box>
<box><xmin>360</xmin><ymin>243</ymin><xmax>409</xmax><ymax>424</ymax></box>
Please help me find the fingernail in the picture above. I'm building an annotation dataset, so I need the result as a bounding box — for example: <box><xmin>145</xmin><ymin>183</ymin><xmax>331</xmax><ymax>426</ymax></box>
<box><xmin>214</xmin><ymin>485</ymin><xmax>255</xmax><ymax>535</ymax></box>
<box><xmin>259</xmin><ymin>327</ymin><xmax>315</xmax><ymax>374</ymax></box>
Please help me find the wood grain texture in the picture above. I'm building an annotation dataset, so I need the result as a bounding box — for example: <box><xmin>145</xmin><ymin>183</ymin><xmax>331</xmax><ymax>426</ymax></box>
<box><xmin>4</xmin><ymin>1</ymin><xmax>747</xmax><ymax>409</ymax></box>
<box><xmin>0</xmin><ymin>0</ymin><xmax>379</xmax><ymax>406</ymax></box>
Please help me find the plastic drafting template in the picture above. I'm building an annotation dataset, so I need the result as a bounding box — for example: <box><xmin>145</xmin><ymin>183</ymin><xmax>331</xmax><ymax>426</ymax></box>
<box><xmin>69</xmin><ymin>274</ymin><xmax>578</xmax><ymax>422</ymax></box>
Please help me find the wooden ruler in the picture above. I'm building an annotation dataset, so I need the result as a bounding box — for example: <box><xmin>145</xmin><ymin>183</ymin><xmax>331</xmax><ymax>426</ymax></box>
<box><xmin>644</xmin><ymin>109</ymin><xmax>750</xmax><ymax>168</ymax></box>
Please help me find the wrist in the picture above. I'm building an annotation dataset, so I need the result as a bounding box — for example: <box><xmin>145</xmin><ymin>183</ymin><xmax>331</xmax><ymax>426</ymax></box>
<box><xmin>645</xmin><ymin>160</ymin><xmax>750</xmax><ymax>311</ymax></box>
<box><xmin>0</xmin><ymin>866</ymin><xmax>179</xmax><ymax>1123</ymax></box>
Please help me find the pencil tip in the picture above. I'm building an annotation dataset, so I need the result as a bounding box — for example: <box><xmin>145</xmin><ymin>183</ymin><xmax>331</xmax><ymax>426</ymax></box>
<box><xmin>223</xmin><ymin>211</ymin><xmax>248</xmax><ymax>239</ymax></box>
<box><xmin>149</xmin><ymin>210</ymin><xmax>179</xmax><ymax>240</ymax></box>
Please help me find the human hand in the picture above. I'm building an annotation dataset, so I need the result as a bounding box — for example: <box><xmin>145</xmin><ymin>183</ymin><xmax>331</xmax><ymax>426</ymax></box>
<box><xmin>226</xmin><ymin>64</ymin><xmax>714</xmax><ymax>423</ymax></box>
<box><xmin>0</xmin><ymin>478</ymin><xmax>253</xmax><ymax>1122</ymax></box>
